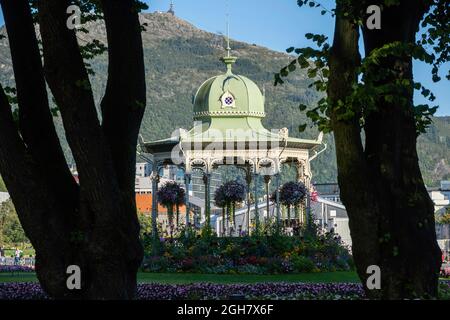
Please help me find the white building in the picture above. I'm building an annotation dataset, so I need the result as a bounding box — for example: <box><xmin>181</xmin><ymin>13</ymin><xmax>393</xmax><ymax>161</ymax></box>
<box><xmin>0</xmin><ymin>192</ymin><xmax>10</xmax><ymax>205</ymax></box>
<box><xmin>311</xmin><ymin>197</ymin><xmax>351</xmax><ymax>247</ymax></box>
<box><xmin>429</xmin><ymin>181</ymin><xmax>450</xmax><ymax>215</ymax></box>
<box><xmin>430</xmin><ymin>181</ymin><xmax>450</xmax><ymax>255</ymax></box>
<box><xmin>309</xmin><ymin>181</ymin><xmax>450</xmax><ymax>250</ymax></box>
<box><xmin>136</xmin><ymin>162</ymin><xmax>152</xmax><ymax>178</ymax></box>
<box><xmin>135</xmin><ymin>176</ymin><xmax>176</xmax><ymax>194</ymax></box>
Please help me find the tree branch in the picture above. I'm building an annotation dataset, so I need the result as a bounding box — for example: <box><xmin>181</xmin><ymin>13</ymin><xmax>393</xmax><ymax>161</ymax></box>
<box><xmin>0</xmin><ymin>0</ymin><xmax>79</xmax><ymax>205</ymax></box>
<box><xmin>100</xmin><ymin>0</ymin><xmax>147</xmax><ymax>196</ymax></box>
<box><xmin>328</xmin><ymin>2</ymin><xmax>381</xmax><ymax>294</ymax></box>
<box><xmin>0</xmin><ymin>84</ymin><xmax>66</xmax><ymax>247</ymax></box>
<box><xmin>37</xmin><ymin>0</ymin><xmax>125</xmax><ymax>225</ymax></box>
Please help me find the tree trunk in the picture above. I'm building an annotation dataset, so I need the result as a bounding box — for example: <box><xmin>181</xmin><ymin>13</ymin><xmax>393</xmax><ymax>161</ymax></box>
<box><xmin>0</xmin><ymin>0</ymin><xmax>146</xmax><ymax>299</ymax></box>
<box><xmin>328</xmin><ymin>0</ymin><xmax>441</xmax><ymax>299</ymax></box>
<box><xmin>222</xmin><ymin>207</ymin><xmax>226</xmax><ymax>236</ymax></box>
<box><xmin>361</xmin><ymin>0</ymin><xmax>441</xmax><ymax>298</ymax></box>
<box><xmin>329</xmin><ymin>2</ymin><xmax>385</xmax><ymax>299</ymax></box>
<box><xmin>176</xmin><ymin>204</ymin><xmax>180</xmax><ymax>228</ymax></box>
<box><xmin>232</xmin><ymin>202</ymin><xmax>236</xmax><ymax>228</ymax></box>
<box><xmin>0</xmin><ymin>0</ymin><xmax>79</xmax><ymax>205</ymax></box>
<box><xmin>168</xmin><ymin>206</ymin><xmax>174</xmax><ymax>239</ymax></box>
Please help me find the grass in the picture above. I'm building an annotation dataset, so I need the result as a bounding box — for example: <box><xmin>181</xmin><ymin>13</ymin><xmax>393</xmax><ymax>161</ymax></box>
<box><xmin>0</xmin><ymin>271</ymin><xmax>360</xmax><ymax>284</ymax></box>
<box><xmin>3</xmin><ymin>249</ymin><xmax>35</xmax><ymax>258</ymax></box>
<box><xmin>0</xmin><ymin>273</ymin><xmax>39</xmax><ymax>283</ymax></box>
<box><xmin>137</xmin><ymin>272</ymin><xmax>360</xmax><ymax>284</ymax></box>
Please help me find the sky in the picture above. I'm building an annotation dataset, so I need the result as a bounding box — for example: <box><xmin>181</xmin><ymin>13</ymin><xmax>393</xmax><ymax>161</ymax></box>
<box><xmin>0</xmin><ymin>0</ymin><xmax>448</xmax><ymax>115</ymax></box>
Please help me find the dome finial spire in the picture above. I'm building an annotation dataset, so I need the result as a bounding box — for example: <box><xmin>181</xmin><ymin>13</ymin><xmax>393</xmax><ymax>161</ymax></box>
<box><xmin>226</xmin><ymin>8</ymin><xmax>231</xmax><ymax>58</ymax></box>
<box><xmin>221</xmin><ymin>0</ymin><xmax>237</xmax><ymax>74</ymax></box>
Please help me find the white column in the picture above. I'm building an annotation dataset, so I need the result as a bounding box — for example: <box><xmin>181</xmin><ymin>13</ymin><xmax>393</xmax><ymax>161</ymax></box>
<box><xmin>184</xmin><ymin>174</ymin><xmax>191</xmax><ymax>229</ymax></box>
<box><xmin>151</xmin><ymin>168</ymin><xmax>160</xmax><ymax>239</ymax></box>
<box><xmin>253</xmin><ymin>171</ymin><xmax>260</xmax><ymax>233</ymax></box>
<box><xmin>275</xmin><ymin>173</ymin><xmax>281</xmax><ymax>228</ymax></box>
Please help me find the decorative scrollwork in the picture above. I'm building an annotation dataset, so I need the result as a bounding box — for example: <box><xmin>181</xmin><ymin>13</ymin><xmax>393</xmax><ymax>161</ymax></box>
<box><xmin>190</xmin><ymin>158</ymin><xmax>208</xmax><ymax>174</ymax></box>
<box><xmin>258</xmin><ymin>158</ymin><xmax>277</xmax><ymax>176</ymax></box>
<box><xmin>210</xmin><ymin>158</ymin><xmax>225</xmax><ymax>169</ymax></box>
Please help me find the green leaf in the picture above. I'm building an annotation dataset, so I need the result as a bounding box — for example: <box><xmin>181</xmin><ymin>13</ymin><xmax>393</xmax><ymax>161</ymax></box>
<box><xmin>274</xmin><ymin>73</ymin><xmax>284</xmax><ymax>86</ymax></box>
<box><xmin>432</xmin><ymin>74</ymin><xmax>441</xmax><ymax>82</ymax></box>
<box><xmin>298</xmin><ymin>56</ymin><xmax>309</xmax><ymax>68</ymax></box>
<box><xmin>298</xmin><ymin>124</ymin><xmax>307</xmax><ymax>132</ymax></box>
<box><xmin>299</xmin><ymin>104</ymin><xmax>307</xmax><ymax>111</ymax></box>
<box><xmin>286</xmin><ymin>47</ymin><xmax>295</xmax><ymax>53</ymax></box>
<box><xmin>385</xmin><ymin>0</ymin><xmax>400</xmax><ymax>7</ymax></box>
<box><xmin>288</xmin><ymin>64</ymin><xmax>297</xmax><ymax>72</ymax></box>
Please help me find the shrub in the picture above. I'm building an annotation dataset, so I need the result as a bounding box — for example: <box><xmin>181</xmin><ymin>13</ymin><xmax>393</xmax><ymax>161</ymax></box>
<box><xmin>439</xmin><ymin>282</ymin><xmax>450</xmax><ymax>300</ymax></box>
<box><xmin>141</xmin><ymin>230</ymin><xmax>353</xmax><ymax>275</ymax></box>
<box><xmin>291</xmin><ymin>255</ymin><xmax>315</xmax><ymax>273</ymax></box>
<box><xmin>143</xmin><ymin>256</ymin><xmax>170</xmax><ymax>272</ymax></box>
<box><xmin>265</xmin><ymin>257</ymin><xmax>285</xmax><ymax>274</ymax></box>
<box><xmin>237</xmin><ymin>264</ymin><xmax>265</xmax><ymax>275</ymax></box>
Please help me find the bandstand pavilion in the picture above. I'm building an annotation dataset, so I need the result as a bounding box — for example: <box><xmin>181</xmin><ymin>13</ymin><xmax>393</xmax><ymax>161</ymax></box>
<box><xmin>140</xmin><ymin>52</ymin><xmax>324</xmax><ymax>235</ymax></box>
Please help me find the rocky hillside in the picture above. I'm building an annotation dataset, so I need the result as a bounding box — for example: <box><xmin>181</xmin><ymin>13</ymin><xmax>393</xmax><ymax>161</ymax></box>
<box><xmin>0</xmin><ymin>12</ymin><xmax>448</xmax><ymax>186</ymax></box>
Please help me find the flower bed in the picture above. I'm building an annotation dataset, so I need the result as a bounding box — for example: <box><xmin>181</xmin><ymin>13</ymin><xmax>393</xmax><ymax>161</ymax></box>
<box><xmin>2</xmin><ymin>282</ymin><xmax>450</xmax><ymax>300</ymax></box>
<box><xmin>0</xmin><ymin>283</ymin><xmax>48</xmax><ymax>300</ymax></box>
<box><xmin>0</xmin><ymin>282</ymin><xmax>365</xmax><ymax>300</ymax></box>
<box><xmin>0</xmin><ymin>265</ymin><xmax>35</xmax><ymax>273</ymax></box>
<box><xmin>136</xmin><ymin>283</ymin><xmax>365</xmax><ymax>300</ymax></box>
<box><xmin>441</xmin><ymin>266</ymin><xmax>450</xmax><ymax>278</ymax></box>
<box><xmin>142</xmin><ymin>233</ymin><xmax>353</xmax><ymax>275</ymax></box>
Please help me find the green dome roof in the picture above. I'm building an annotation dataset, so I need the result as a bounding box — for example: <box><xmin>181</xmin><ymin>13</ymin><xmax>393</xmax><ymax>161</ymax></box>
<box><xmin>193</xmin><ymin>56</ymin><xmax>265</xmax><ymax>121</ymax></box>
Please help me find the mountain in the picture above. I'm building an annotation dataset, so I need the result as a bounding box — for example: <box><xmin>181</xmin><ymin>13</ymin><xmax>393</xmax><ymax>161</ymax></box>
<box><xmin>0</xmin><ymin>176</ymin><xmax>6</xmax><ymax>192</ymax></box>
<box><xmin>0</xmin><ymin>12</ymin><xmax>449</xmax><ymax>186</ymax></box>
<box><xmin>418</xmin><ymin>116</ymin><xmax>450</xmax><ymax>185</ymax></box>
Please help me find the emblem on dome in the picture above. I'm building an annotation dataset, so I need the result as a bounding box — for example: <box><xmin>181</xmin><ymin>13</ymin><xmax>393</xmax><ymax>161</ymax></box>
<box><xmin>220</xmin><ymin>91</ymin><xmax>236</xmax><ymax>108</ymax></box>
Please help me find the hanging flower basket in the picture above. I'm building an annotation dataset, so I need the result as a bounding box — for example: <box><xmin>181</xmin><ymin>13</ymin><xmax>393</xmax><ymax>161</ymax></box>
<box><xmin>214</xmin><ymin>181</ymin><xmax>246</xmax><ymax>234</ymax></box>
<box><xmin>157</xmin><ymin>181</ymin><xmax>185</xmax><ymax>237</ymax></box>
<box><xmin>279</xmin><ymin>181</ymin><xmax>307</xmax><ymax>206</ymax></box>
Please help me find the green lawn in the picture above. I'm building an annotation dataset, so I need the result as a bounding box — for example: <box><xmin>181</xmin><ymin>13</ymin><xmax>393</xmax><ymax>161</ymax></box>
<box><xmin>3</xmin><ymin>249</ymin><xmax>35</xmax><ymax>257</ymax></box>
<box><xmin>0</xmin><ymin>273</ymin><xmax>39</xmax><ymax>283</ymax></box>
<box><xmin>137</xmin><ymin>272</ymin><xmax>360</xmax><ymax>284</ymax></box>
<box><xmin>0</xmin><ymin>271</ymin><xmax>359</xmax><ymax>284</ymax></box>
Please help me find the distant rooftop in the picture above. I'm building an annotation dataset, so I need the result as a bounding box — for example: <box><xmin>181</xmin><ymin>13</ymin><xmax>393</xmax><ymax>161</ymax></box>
<box><xmin>314</xmin><ymin>183</ymin><xmax>340</xmax><ymax>196</ymax></box>
<box><xmin>428</xmin><ymin>181</ymin><xmax>450</xmax><ymax>192</ymax></box>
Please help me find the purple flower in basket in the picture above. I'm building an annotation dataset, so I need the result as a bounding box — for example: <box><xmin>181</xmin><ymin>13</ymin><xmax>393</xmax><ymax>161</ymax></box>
<box><xmin>272</xmin><ymin>181</ymin><xmax>307</xmax><ymax>206</ymax></box>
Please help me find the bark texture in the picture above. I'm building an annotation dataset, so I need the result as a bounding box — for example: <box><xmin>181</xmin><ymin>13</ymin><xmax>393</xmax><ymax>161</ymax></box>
<box><xmin>0</xmin><ymin>0</ymin><xmax>146</xmax><ymax>299</ymax></box>
<box><xmin>328</xmin><ymin>0</ymin><xmax>441</xmax><ymax>299</ymax></box>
